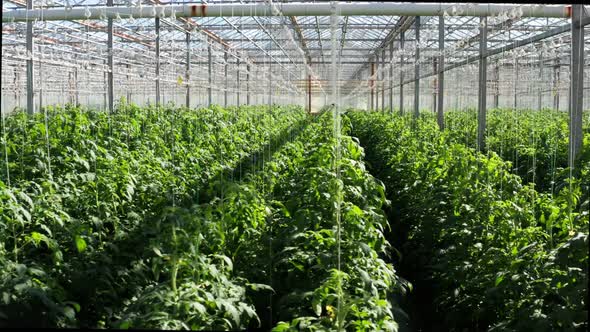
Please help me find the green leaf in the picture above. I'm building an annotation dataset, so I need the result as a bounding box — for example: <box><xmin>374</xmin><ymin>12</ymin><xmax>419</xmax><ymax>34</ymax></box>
<box><xmin>495</xmin><ymin>274</ymin><xmax>505</xmax><ymax>287</ymax></box>
<box><xmin>119</xmin><ymin>320</ymin><xmax>131</xmax><ymax>329</ymax></box>
<box><xmin>63</xmin><ymin>306</ymin><xmax>76</xmax><ymax>320</ymax></box>
<box><xmin>75</xmin><ymin>236</ymin><xmax>87</xmax><ymax>253</ymax></box>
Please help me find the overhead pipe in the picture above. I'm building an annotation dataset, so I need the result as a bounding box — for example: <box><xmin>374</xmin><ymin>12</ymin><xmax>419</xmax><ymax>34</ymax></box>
<box><xmin>3</xmin><ymin>3</ymin><xmax>573</xmax><ymax>22</ymax></box>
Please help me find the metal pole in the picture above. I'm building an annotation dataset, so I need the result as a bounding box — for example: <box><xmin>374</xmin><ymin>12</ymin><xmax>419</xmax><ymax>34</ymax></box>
<box><xmin>307</xmin><ymin>74</ymin><xmax>312</xmax><ymax>113</ymax></box>
<box><xmin>247</xmin><ymin>64</ymin><xmax>251</xmax><ymax>105</ymax></box>
<box><xmin>155</xmin><ymin>17</ymin><xmax>160</xmax><ymax>106</ymax></box>
<box><xmin>186</xmin><ymin>31</ymin><xmax>191</xmax><ymax>108</ymax></box>
<box><xmin>570</xmin><ymin>4</ymin><xmax>584</xmax><ymax>167</ymax></box>
<box><xmin>413</xmin><ymin>16</ymin><xmax>420</xmax><ymax>118</ymax></box>
<box><xmin>389</xmin><ymin>41</ymin><xmax>393</xmax><ymax>113</ymax></box>
<box><xmin>493</xmin><ymin>61</ymin><xmax>499</xmax><ymax>108</ymax></box>
<box><xmin>381</xmin><ymin>48</ymin><xmax>385</xmax><ymax>112</ymax></box>
<box><xmin>268</xmin><ymin>65</ymin><xmax>274</xmax><ymax>106</ymax></box>
<box><xmin>514</xmin><ymin>57</ymin><xmax>518</xmax><ymax>109</ymax></box>
<box><xmin>26</xmin><ymin>0</ymin><xmax>34</xmax><ymax>114</ymax></box>
<box><xmin>375</xmin><ymin>54</ymin><xmax>380</xmax><ymax>111</ymax></box>
<box><xmin>103</xmin><ymin>60</ymin><xmax>107</xmax><ymax>110</ymax></box>
<box><xmin>208</xmin><ymin>40</ymin><xmax>212</xmax><ymax>107</ymax></box>
<box><xmin>437</xmin><ymin>15</ymin><xmax>444</xmax><ymax>130</ymax></box>
<box><xmin>399</xmin><ymin>30</ymin><xmax>404</xmax><ymax>115</ymax></box>
<box><xmin>370</xmin><ymin>62</ymin><xmax>375</xmax><ymax>110</ymax></box>
<box><xmin>126</xmin><ymin>64</ymin><xmax>131</xmax><ymax>104</ymax></box>
<box><xmin>477</xmin><ymin>16</ymin><xmax>487</xmax><ymax>151</ymax></box>
<box><xmin>538</xmin><ymin>51</ymin><xmax>543</xmax><ymax>110</ymax></box>
<box><xmin>432</xmin><ymin>59</ymin><xmax>437</xmax><ymax>113</ymax></box>
<box><xmin>108</xmin><ymin>0</ymin><xmax>114</xmax><ymax>111</ymax></box>
<box><xmin>236</xmin><ymin>58</ymin><xmax>240</xmax><ymax>106</ymax></box>
<box><xmin>74</xmin><ymin>65</ymin><xmax>79</xmax><ymax>106</ymax></box>
<box><xmin>5</xmin><ymin>3</ymin><xmax>572</xmax><ymax>22</ymax></box>
<box><xmin>224</xmin><ymin>49</ymin><xmax>228</xmax><ymax>107</ymax></box>
<box><xmin>553</xmin><ymin>59</ymin><xmax>559</xmax><ymax>110</ymax></box>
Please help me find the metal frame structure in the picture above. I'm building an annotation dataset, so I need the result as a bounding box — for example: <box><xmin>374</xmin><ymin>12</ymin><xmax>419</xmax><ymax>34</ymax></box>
<box><xmin>2</xmin><ymin>1</ymin><xmax>589</xmax><ymax>163</ymax></box>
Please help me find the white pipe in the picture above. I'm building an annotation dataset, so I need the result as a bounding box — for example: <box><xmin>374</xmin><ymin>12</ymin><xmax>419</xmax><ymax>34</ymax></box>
<box><xmin>2</xmin><ymin>3</ymin><xmax>572</xmax><ymax>22</ymax></box>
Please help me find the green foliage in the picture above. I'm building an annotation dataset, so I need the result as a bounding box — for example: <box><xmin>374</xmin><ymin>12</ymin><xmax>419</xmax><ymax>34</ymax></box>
<box><xmin>0</xmin><ymin>104</ymin><xmax>306</xmax><ymax>328</ymax></box>
<box><xmin>347</xmin><ymin>110</ymin><xmax>588</xmax><ymax>331</ymax></box>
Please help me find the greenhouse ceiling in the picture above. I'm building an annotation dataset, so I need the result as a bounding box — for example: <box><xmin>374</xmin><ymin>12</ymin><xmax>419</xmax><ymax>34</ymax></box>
<box><xmin>2</xmin><ymin>1</ymin><xmax>589</xmax><ymax>97</ymax></box>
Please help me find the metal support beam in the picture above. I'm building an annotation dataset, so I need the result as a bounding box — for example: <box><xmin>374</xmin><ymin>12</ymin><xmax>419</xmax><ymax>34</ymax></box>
<box><xmin>399</xmin><ymin>30</ymin><xmax>404</xmax><ymax>115</ymax></box>
<box><xmin>493</xmin><ymin>61</ymin><xmax>499</xmax><ymax>108</ymax></box>
<box><xmin>376</xmin><ymin>53</ymin><xmax>379</xmax><ymax>111</ymax></box>
<box><xmin>307</xmin><ymin>74</ymin><xmax>312</xmax><ymax>113</ymax></box>
<box><xmin>538</xmin><ymin>51</ymin><xmax>543</xmax><ymax>110</ymax></box>
<box><xmin>381</xmin><ymin>48</ymin><xmax>386</xmax><ymax>111</ymax></box>
<box><xmin>107</xmin><ymin>0</ymin><xmax>114</xmax><ymax>112</ymax></box>
<box><xmin>155</xmin><ymin>16</ymin><xmax>160</xmax><ymax>106</ymax></box>
<box><xmin>370</xmin><ymin>62</ymin><xmax>375</xmax><ymax>110</ymax></box>
<box><xmin>186</xmin><ymin>31</ymin><xmax>191</xmax><ymax>108</ymax></box>
<box><xmin>207</xmin><ymin>40</ymin><xmax>212</xmax><ymax>107</ymax></box>
<box><xmin>514</xmin><ymin>58</ymin><xmax>518</xmax><ymax>109</ymax></box>
<box><xmin>437</xmin><ymin>15</ymin><xmax>444</xmax><ymax>130</ymax></box>
<box><xmin>268</xmin><ymin>60</ymin><xmax>272</xmax><ymax>105</ymax></box>
<box><xmin>224</xmin><ymin>49</ymin><xmax>228</xmax><ymax>107</ymax></box>
<box><xmin>103</xmin><ymin>60</ymin><xmax>107</xmax><ymax>110</ymax></box>
<box><xmin>389</xmin><ymin>41</ymin><xmax>394</xmax><ymax>113</ymax></box>
<box><xmin>413</xmin><ymin>16</ymin><xmax>420</xmax><ymax>118</ymax></box>
<box><xmin>432</xmin><ymin>59</ymin><xmax>437</xmax><ymax>113</ymax></box>
<box><xmin>247</xmin><ymin>64</ymin><xmax>251</xmax><ymax>105</ymax></box>
<box><xmin>553</xmin><ymin>59</ymin><xmax>560</xmax><ymax>110</ymax></box>
<box><xmin>236</xmin><ymin>58</ymin><xmax>240</xmax><ymax>106</ymax></box>
<box><xmin>26</xmin><ymin>0</ymin><xmax>34</xmax><ymax>114</ymax></box>
<box><xmin>4</xmin><ymin>3</ymin><xmax>572</xmax><ymax>22</ymax></box>
<box><xmin>477</xmin><ymin>16</ymin><xmax>488</xmax><ymax>151</ymax></box>
<box><xmin>570</xmin><ymin>4</ymin><xmax>584</xmax><ymax>167</ymax></box>
<box><xmin>74</xmin><ymin>63</ymin><xmax>79</xmax><ymax>105</ymax></box>
<box><xmin>393</xmin><ymin>19</ymin><xmax>590</xmax><ymax>89</ymax></box>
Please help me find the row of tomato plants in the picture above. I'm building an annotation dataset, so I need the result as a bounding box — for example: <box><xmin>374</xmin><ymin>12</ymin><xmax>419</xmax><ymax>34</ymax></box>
<box><xmin>347</xmin><ymin>110</ymin><xmax>588</xmax><ymax>331</ymax></box>
<box><xmin>444</xmin><ymin>108</ymin><xmax>590</xmax><ymax>193</ymax></box>
<box><xmin>0</xmin><ymin>103</ymin><xmax>307</xmax><ymax>328</ymax></box>
<box><xmin>171</xmin><ymin>110</ymin><xmax>407</xmax><ymax>331</ymax></box>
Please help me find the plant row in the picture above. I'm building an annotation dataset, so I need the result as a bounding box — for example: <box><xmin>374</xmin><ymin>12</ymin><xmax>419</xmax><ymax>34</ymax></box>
<box><xmin>444</xmin><ymin>108</ymin><xmax>590</xmax><ymax>193</ymax></box>
<box><xmin>347</xmin><ymin>110</ymin><xmax>588</xmax><ymax>331</ymax></box>
<box><xmin>0</xmin><ymin>103</ymin><xmax>306</xmax><ymax>328</ymax></box>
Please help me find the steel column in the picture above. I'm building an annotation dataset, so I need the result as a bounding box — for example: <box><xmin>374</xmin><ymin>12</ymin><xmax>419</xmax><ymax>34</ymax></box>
<box><xmin>493</xmin><ymin>61</ymin><xmax>499</xmax><ymax>108</ymax></box>
<box><xmin>247</xmin><ymin>64</ymin><xmax>251</xmax><ymax>105</ymax></box>
<box><xmin>514</xmin><ymin>57</ymin><xmax>518</xmax><ymax>109</ymax></box>
<box><xmin>236</xmin><ymin>58</ymin><xmax>241</xmax><ymax>106</ymax></box>
<box><xmin>186</xmin><ymin>32</ymin><xmax>191</xmax><ymax>108</ymax></box>
<box><xmin>570</xmin><ymin>4</ymin><xmax>584</xmax><ymax>166</ymax></box>
<box><xmin>103</xmin><ymin>60</ymin><xmax>107</xmax><ymax>110</ymax></box>
<box><xmin>553</xmin><ymin>59</ymin><xmax>560</xmax><ymax>110</ymax></box>
<box><xmin>207</xmin><ymin>40</ymin><xmax>212</xmax><ymax>107</ymax></box>
<box><xmin>381</xmin><ymin>48</ymin><xmax>385</xmax><ymax>111</ymax></box>
<box><xmin>26</xmin><ymin>0</ymin><xmax>34</xmax><ymax>114</ymax></box>
<box><xmin>477</xmin><ymin>16</ymin><xmax>488</xmax><ymax>151</ymax></box>
<box><xmin>432</xmin><ymin>59</ymin><xmax>437</xmax><ymax>113</ymax></box>
<box><xmin>375</xmin><ymin>54</ymin><xmax>379</xmax><ymax>111</ymax></box>
<box><xmin>437</xmin><ymin>15</ymin><xmax>444</xmax><ymax>130</ymax></box>
<box><xmin>155</xmin><ymin>17</ymin><xmax>160</xmax><ymax>106</ymax></box>
<box><xmin>389</xmin><ymin>41</ymin><xmax>393</xmax><ymax>113</ymax></box>
<box><xmin>107</xmin><ymin>0</ymin><xmax>114</xmax><ymax>111</ymax></box>
<box><xmin>307</xmin><ymin>74</ymin><xmax>312</xmax><ymax>113</ymax></box>
<box><xmin>399</xmin><ymin>30</ymin><xmax>404</xmax><ymax>115</ymax></box>
<box><xmin>268</xmin><ymin>64</ymin><xmax>274</xmax><ymax>106</ymax></box>
<box><xmin>413</xmin><ymin>16</ymin><xmax>420</xmax><ymax>118</ymax></box>
<box><xmin>224</xmin><ymin>49</ymin><xmax>228</xmax><ymax>107</ymax></box>
<box><xmin>538</xmin><ymin>51</ymin><xmax>543</xmax><ymax>110</ymax></box>
<box><xmin>370</xmin><ymin>62</ymin><xmax>375</xmax><ymax>110</ymax></box>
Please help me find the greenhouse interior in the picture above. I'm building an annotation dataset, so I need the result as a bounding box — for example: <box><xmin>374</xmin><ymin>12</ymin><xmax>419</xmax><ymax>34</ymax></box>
<box><xmin>1</xmin><ymin>1</ymin><xmax>589</xmax><ymax>331</ymax></box>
